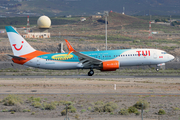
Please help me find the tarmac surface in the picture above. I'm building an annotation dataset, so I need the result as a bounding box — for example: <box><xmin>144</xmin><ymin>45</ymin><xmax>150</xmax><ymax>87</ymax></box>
<box><xmin>0</xmin><ymin>75</ymin><xmax>180</xmax><ymax>78</ymax></box>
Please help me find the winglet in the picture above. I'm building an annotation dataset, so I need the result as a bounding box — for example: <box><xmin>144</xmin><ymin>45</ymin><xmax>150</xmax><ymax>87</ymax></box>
<box><xmin>65</xmin><ymin>39</ymin><xmax>76</xmax><ymax>55</ymax></box>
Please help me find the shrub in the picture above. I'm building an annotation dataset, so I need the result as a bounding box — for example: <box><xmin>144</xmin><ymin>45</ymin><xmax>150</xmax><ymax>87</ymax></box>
<box><xmin>3</xmin><ymin>95</ymin><xmax>23</xmax><ymax>106</ymax></box>
<box><xmin>158</xmin><ymin>109</ymin><xmax>166</xmax><ymax>115</ymax></box>
<box><xmin>88</xmin><ymin>107</ymin><xmax>92</xmax><ymax>111</ymax></box>
<box><xmin>23</xmin><ymin>109</ymin><xmax>31</xmax><ymax>112</ymax></box>
<box><xmin>110</xmin><ymin>112</ymin><xmax>114</xmax><ymax>115</ymax></box>
<box><xmin>63</xmin><ymin>105</ymin><xmax>77</xmax><ymax>113</ymax></box>
<box><xmin>94</xmin><ymin>101</ymin><xmax>117</xmax><ymax>113</ymax></box>
<box><xmin>134</xmin><ymin>111</ymin><xmax>140</xmax><ymax>115</ymax></box>
<box><xmin>133</xmin><ymin>100</ymin><xmax>149</xmax><ymax>110</ymax></box>
<box><xmin>2</xmin><ymin>109</ymin><xmax>9</xmax><ymax>112</ymax></box>
<box><xmin>62</xmin><ymin>101</ymin><xmax>73</xmax><ymax>106</ymax></box>
<box><xmin>94</xmin><ymin>105</ymin><xmax>104</xmax><ymax>112</ymax></box>
<box><xmin>95</xmin><ymin>101</ymin><xmax>104</xmax><ymax>105</ymax></box>
<box><xmin>75</xmin><ymin>114</ymin><xmax>79</xmax><ymax>119</ymax></box>
<box><xmin>104</xmin><ymin>102</ymin><xmax>118</xmax><ymax>112</ymax></box>
<box><xmin>32</xmin><ymin>102</ymin><xmax>42</xmax><ymax>108</ymax></box>
<box><xmin>173</xmin><ymin>107</ymin><xmax>180</xmax><ymax>111</ymax></box>
<box><xmin>31</xmin><ymin>112</ymin><xmax>35</xmax><ymax>115</ymax></box>
<box><xmin>43</xmin><ymin>102</ymin><xmax>56</xmax><ymax>110</ymax></box>
<box><xmin>28</xmin><ymin>97</ymin><xmax>41</xmax><ymax>103</ymax></box>
<box><xmin>70</xmin><ymin>107</ymin><xmax>76</xmax><ymax>113</ymax></box>
<box><xmin>81</xmin><ymin>109</ymin><xmax>86</xmax><ymax>113</ymax></box>
<box><xmin>61</xmin><ymin>110</ymin><xmax>66</xmax><ymax>116</ymax></box>
<box><xmin>119</xmin><ymin>109</ymin><xmax>129</xmax><ymax>115</ymax></box>
<box><xmin>11</xmin><ymin>111</ymin><xmax>15</xmax><ymax>114</ymax></box>
<box><xmin>128</xmin><ymin>106</ymin><xmax>138</xmax><ymax>114</ymax></box>
<box><xmin>11</xmin><ymin>104</ymin><xmax>23</xmax><ymax>112</ymax></box>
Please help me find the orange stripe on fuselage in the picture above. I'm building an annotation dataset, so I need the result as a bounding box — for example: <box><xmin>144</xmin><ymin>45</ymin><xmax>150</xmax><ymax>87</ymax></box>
<box><xmin>12</xmin><ymin>51</ymin><xmax>49</xmax><ymax>65</ymax></box>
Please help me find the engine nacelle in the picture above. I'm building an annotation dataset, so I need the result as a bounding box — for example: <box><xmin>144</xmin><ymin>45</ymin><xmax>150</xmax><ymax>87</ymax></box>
<box><xmin>101</xmin><ymin>60</ymin><xmax>119</xmax><ymax>71</ymax></box>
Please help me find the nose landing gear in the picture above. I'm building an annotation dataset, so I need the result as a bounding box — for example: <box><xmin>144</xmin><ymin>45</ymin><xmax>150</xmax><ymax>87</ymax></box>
<box><xmin>88</xmin><ymin>69</ymin><xmax>94</xmax><ymax>76</ymax></box>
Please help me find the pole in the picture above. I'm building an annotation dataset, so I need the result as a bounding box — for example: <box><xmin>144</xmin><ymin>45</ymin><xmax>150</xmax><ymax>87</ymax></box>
<box><xmin>64</xmin><ymin>104</ymin><xmax>69</xmax><ymax>120</ymax></box>
<box><xmin>104</xmin><ymin>11</ymin><xmax>108</xmax><ymax>50</ymax></box>
<box><xmin>105</xmin><ymin>15</ymin><xmax>107</xmax><ymax>50</ymax></box>
<box><xmin>27</xmin><ymin>15</ymin><xmax>30</xmax><ymax>33</ymax></box>
<box><xmin>148</xmin><ymin>21</ymin><xmax>152</xmax><ymax>39</ymax></box>
<box><xmin>59</xmin><ymin>32</ymin><xmax>61</xmax><ymax>38</ymax></box>
<box><xmin>141</xmin><ymin>103</ymin><xmax>143</xmax><ymax>120</ymax></box>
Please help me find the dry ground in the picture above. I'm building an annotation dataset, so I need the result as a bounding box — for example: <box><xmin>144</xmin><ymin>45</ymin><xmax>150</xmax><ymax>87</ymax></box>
<box><xmin>0</xmin><ymin>77</ymin><xmax>180</xmax><ymax>120</ymax></box>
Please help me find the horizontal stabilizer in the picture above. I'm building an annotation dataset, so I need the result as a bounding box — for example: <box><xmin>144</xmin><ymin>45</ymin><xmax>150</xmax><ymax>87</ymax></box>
<box><xmin>7</xmin><ymin>54</ymin><xmax>26</xmax><ymax>60</ymax></box>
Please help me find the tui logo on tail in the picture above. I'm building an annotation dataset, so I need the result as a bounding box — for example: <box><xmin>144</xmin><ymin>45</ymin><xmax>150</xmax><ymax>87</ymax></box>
<box><xmin>12</xmin><ymin>41</ymin><xmax>24</xmax><ymax>51</ymax></box>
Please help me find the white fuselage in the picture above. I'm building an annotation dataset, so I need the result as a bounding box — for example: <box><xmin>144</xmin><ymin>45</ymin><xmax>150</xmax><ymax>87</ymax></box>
<box><xmin>23</xmin><ymin>49</ymin><xmax>174</xmax><ymax>70</ymax></box>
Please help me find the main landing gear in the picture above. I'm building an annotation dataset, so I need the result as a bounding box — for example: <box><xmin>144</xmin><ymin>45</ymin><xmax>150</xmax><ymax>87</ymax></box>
<box><xmin>156</xmin><ymin>65</ymin><xmax>160</xmax><ymax>72</ymax></box>
<box><xmin>88</xmin><ymin>69</ymin><xmax>94</xmax><ymax>76</ymax></box>
<box><xmin>156</xmin><ymin>68</ymin><xmax>159</xmax><ymax>72</ymax></box>
<box><xmin>149</xmin><ymin>65</ymin><xmax>160</xmax><ymax>72</ymax></box>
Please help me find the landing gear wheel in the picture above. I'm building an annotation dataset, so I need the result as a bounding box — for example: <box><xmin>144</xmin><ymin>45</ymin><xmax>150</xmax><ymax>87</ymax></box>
<box><xmin>88</xmin><ymin>70</ymin><xmax>94</xmax><ymax>76</ymax></box>
<box><xmin>156</xmin><ymin>68</ymin><xmax>159</xmax><ymax>72</ymax></box>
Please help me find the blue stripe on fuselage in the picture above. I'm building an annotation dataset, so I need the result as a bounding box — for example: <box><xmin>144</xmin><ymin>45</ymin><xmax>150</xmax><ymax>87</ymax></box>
<box><xmin>37</xmin><ymin>49</ymin><xmax>129</xmax><ymax>62</ymax></box>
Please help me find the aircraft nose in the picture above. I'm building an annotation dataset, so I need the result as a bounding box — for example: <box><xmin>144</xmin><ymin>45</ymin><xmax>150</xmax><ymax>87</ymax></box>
<box><xmin>169</xmin><ymin>54</ymin><xmax>175</xmax><ymax>60</ymax></box>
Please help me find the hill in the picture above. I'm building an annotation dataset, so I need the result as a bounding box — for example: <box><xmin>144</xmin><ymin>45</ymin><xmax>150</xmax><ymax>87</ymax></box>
<box><xmin>1</xmin><ymin>0</ymin><xmax>180</xmax><ymax>17</ymax></box>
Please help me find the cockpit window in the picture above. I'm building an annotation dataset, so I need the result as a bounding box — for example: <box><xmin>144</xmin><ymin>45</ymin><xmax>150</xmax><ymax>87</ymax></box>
<box><xmin>161</xmin><ymin>52</ymin><xmax>167</xmax><ymax>54</ymax></box>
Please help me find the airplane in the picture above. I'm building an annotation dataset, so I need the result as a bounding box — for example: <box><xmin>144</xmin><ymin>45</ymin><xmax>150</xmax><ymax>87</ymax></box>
<box><xmin>5</xmin><ymin>26</ymin><xmax>174</xmax><ymax>76</ymax></box>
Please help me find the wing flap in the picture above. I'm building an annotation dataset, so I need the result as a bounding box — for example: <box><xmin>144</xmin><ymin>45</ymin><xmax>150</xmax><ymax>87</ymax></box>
<box><xmin>73</xmin><ymin>52</ymin><xmax>102</xmax><ymax>68</ymax></box>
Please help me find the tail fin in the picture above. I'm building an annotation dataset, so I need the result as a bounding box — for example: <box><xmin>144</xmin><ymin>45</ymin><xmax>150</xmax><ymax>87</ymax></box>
<box><xmin>5</xmin><ymin>26</ymin><xmax>36</xmax><ymax>56</ymax></box>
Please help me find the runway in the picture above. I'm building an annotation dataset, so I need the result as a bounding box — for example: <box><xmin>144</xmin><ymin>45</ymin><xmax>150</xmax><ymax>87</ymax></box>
<box><xmin>0</xmin><ymin>92</ymin><xmax>180</xmax><ymax>96</ymax></box>
<box><xmin>0</xmin><ymin>75</ymin><xmax>179</xmax><ymax>78</ymax></box>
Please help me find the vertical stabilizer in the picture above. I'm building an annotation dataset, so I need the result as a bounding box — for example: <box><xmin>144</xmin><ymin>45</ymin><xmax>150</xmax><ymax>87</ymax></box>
<box><xmin>5</xmin><ymin>26</ymin><xmax>36</xmax><ymax>56</ymax></box>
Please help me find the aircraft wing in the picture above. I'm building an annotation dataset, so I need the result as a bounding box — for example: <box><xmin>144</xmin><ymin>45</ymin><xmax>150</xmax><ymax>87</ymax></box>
<box><xmin>73</xmin><ymin>52</ymin><xmax>102</xmax><ymax>68</ymax></box>
<box><xmin>7</xmin><ymin>54</ymin><xmax>26</xmax><ymax>60</ymax></box>
<box><xmin>65</xmin><ymin>39</ymin><xmax>102</xmax><ymax>68</ymax></box>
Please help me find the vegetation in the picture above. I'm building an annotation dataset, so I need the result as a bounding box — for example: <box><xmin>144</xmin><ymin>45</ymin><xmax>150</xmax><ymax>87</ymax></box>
<box><xmin>68</xmin><ymin>105</ymin><xmax>77</xmax><ymax>113</ymax></box>
<box><xmin>119</xmin><ymin>109</ymin><xmax>129</xmax><ymax>115</ymax></box>
<box><xmin>133</xmin><ymin>100</ymin><xmax>150</xmax><ymax>110</ymax></box>
<box><xmin>75</xmin><ymin>114</ymin><xmax>79</xmax><ymax>119</ymax></box>
<box><xmin>31</xmin><ymin>112</ymin><xmax>35</xmax><ymax>115</ymax></box>
<box><xmin>31</xmin><ymin>101</ymin><xmax>42</xmax><ymax>108</ymax></box>
<box><xmin>2</xmin><ymin>95</ymin><xmax>23</xmax><ymax>106</ymax></box>
<box><xmin>94</xmin><ymin>101</ymin><xmax>117</xmax><ymax>113</ymax></box>
<box><xmin>11</xmin><ymin>111</ymin><xmax>15</xmax><ymax>114</ymax></box>
<box><xmin>28</xmin><ymin>97</ymin><xmax>41</xmax><ymax>103</ymax></box>
<box><xmin>0</xmin><ymin>17</ymin><xmax>79</xmax><ymax>29</ymax></box>
<box><xmin>43</xmin><ymin>102</ymin><xmax>56</xmax><ymax>110</ymax></box>
<box><xmin>171</xmin><ymin>21</ymin><xmax>180</xmax><ymax>26</ymax></box>
<box><xmin>88</xmin><ymin>107</ymin><xmax>92</xmax><ymax>111</ymax></box>
<box><xmin>1</xmin><ymin>68</ymin><xmax>179</xmax><ymax>77</ymax></box>
<box><xmin>128</xmin><ymin>106</ymin><xmax>139</xmax><ymax>114</ymax></box>
<box><xmin>158</xmin><ymin>109</ymin><xmax>166</xmax><ymax>115</ymax></box>
<box><xmin>155</xmin><ymin>18</ymin><xmax>169</xmax><ymax>23</ymax></box>
<box><xmin>81</xmin><ymin>109</ymin><xmax>86</xmax><ymax>113</ymax></box>
<box><xmin>23</xmin><ymin>109</ymin><xmax>31</xmax><ymax>112</ymax></box>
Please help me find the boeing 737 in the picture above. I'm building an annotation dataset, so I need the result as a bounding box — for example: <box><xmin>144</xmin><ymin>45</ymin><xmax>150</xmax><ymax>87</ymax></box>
<box><xmin>5</xmin><ymin>26</ymin><xmax>174</xmax><ymax>76</ymax></box>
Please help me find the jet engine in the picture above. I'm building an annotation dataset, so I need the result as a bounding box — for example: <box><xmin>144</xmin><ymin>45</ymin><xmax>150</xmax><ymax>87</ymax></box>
<box><xmin>101</xmin><ymin>61</ymin><xmax>119</xmax><ymax>71</ymax></box>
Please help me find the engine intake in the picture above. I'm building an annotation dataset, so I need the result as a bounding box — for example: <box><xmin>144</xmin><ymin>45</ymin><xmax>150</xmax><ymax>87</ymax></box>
<box><xmin>101</xmin><ymin>60</ymin><xmax>119</xmax><ymax>71</ymax></box>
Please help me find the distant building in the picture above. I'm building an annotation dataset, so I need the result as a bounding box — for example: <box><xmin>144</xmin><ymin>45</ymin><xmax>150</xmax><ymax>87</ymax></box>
<box><xmin>65</xmin><ymin>15</ymin><xmax>72</xmax><ymax>18</ymax></box>
<box><xmin>80</xmin><ymin>17</ymin><xmax>86</xmax><ymax>21</ymax></box>
<box><xmin>22</xmin><ymin>32</ymin><xmax>50</xmax><ymax>39</ymax></box>
<box><xmin>91</xmin><ymin>15</ymin><xmax>102</xmax><ymax>19</ymax></box>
